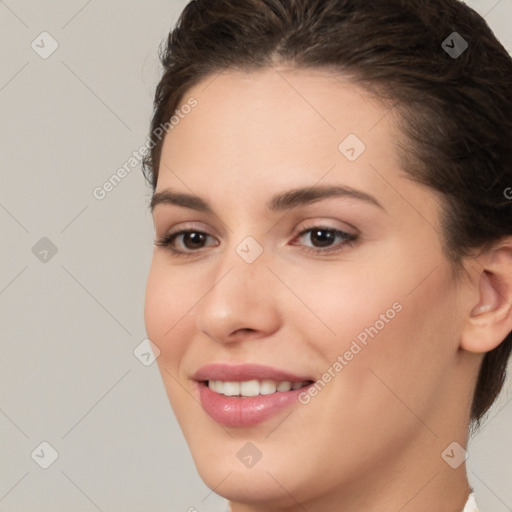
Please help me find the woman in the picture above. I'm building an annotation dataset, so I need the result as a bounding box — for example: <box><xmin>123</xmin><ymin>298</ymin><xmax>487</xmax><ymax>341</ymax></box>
<box><xmin>142</xmin><ymin>0</ymin><xmax>512</xmax><ymax>510</ymax></box>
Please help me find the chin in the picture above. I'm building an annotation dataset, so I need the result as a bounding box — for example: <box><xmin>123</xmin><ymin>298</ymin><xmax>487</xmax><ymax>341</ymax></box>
<box><xmin>195</xmin><ymin>463</ymin><xmax>301</xmax><ymax>506</ymax></box>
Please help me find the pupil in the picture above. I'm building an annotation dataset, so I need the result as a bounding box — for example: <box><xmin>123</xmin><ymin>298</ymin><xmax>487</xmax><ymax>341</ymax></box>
<box><xmin>312</xmin><ymin>229</ymin><xmax>334</xmax><ymax>247</ymax></box>
<box><xmin>184</xmin><ymin>232</ymin><xmax>205</xmax><ymax>249</ymax></box>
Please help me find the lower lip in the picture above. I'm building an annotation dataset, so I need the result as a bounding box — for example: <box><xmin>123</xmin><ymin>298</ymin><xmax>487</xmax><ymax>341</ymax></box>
<box><xmin>197</xmin><ymin>382</ymin><xmax>313</xmax><ymax>427</ymax></box>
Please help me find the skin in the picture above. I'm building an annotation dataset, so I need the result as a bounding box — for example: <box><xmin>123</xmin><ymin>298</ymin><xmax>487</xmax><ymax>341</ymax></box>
<box><xmin>144</xmin><ymin>67</ymin><xmax>512</xmax><ymax>511</ymax></box>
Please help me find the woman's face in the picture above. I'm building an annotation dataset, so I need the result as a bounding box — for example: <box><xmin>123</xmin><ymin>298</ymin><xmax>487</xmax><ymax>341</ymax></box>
<box><xmin>144</xmin><ymin>67</ymin><xmax>475</xmax><ymax>508</ymax></box>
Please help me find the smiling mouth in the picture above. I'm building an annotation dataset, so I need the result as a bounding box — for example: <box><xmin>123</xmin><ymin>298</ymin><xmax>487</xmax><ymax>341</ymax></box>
<box><xmin>202</xmin><ymin>379</ymin><xmax>315</xmax><ymax>397</ymax></box>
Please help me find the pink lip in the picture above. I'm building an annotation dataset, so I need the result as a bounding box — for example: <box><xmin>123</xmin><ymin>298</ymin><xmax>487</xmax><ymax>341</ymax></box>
<box><xmin>192</xmin><ymin>363</ymin><xmax>314</xmax><ymax>382</ymax></box>
<box><xmin>193</xmin><ymin>363</ymin><xmax>315</xmax><ymax>428</ymax></box>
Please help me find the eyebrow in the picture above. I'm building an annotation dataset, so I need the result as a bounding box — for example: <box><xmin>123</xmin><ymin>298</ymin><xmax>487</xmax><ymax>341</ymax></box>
<box><xmin>150</xmin><ymin>184</ymin><xmax>384</xmax><ymax>214</ymax></box>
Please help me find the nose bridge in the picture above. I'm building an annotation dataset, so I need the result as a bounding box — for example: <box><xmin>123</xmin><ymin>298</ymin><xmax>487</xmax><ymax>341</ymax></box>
<box><xmin>204</xmin><ymin>236</ymin><xmax>268</xmax><ymax>314</ymax></box>
<box><xmin>213</xmin><ymin>229</ymin><xmax>268</xmax><ymax>290</ymax></box>
<box><xmin>194</xmin><ymin>234</ymin><xmax>281</xmax><ymax>342</ymax></box>
<box><xmin>235</xmin><ymin>234</ymin><xmax>267</xmax><ymax>276</ymax></box>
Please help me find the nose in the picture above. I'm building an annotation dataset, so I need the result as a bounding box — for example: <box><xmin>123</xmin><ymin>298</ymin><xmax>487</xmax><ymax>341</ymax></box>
<box><xmin>194</xmin><ymin>244</ymin><xmax>282</xmax><ymax>345</ymax></box>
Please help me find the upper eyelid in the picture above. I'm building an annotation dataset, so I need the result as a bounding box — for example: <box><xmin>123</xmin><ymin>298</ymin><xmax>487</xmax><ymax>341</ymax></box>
<box><xmin>164</xmin><ymin>224</ymin><xmax>356</xmax><ymax>247</ymax></box>
<box><xmin>161</xmin><ymin>222</ymin><xmax>356</xmax><ymax>240</ymax></box>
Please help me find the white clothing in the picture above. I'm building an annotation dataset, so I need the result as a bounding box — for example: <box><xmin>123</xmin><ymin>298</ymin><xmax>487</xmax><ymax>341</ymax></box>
<box><xmin>223</xmin><ymin>491</ymin><xmax>480</xmax><ymax>511</ymax></box>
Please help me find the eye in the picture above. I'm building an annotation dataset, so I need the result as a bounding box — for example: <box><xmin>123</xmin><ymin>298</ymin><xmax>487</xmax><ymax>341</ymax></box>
<box><xmin>291</xmin><ymin>225</ymin><xmax>358</xmax><ymax>254</ymax></box>
<box><xmin>154</xmin><ymin>225</ymin><xmax>358</xmax><ymax>257</ymax></box>
<box><xmin>154</xmin><ymin>230</ymin><xmax>217</xmax><ymax>256</ymax></box>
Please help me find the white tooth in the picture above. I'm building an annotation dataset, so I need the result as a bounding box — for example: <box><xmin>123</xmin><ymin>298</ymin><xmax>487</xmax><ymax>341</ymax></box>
<box><xmin>223</xmin><ymin>381</ymin><xmax>240</xmax><ymax>396</ymax></box>
<box><xmin>276</xmin><ymin>381</ymin><xmax>292</xmax><ymax>392</ymax></box>
<box><xmin>259</xmin><ymin>379</ymin><xmax>277</xmax><ymax>395</ymax></box>
<box><xmin>210</xmin><ymin>379</ymin><xmax>304</xmax><ymax>396</ymax></box>
<box><xmin>240</xmin><ymin>380</ymin><xmax>260</xmax><ymax>397</ymax></box>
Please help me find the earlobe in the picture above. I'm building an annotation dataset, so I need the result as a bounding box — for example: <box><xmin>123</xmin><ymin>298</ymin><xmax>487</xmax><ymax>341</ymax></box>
<box><xmin>461</xmin><ymin>243</ymin><xmax>512</xmax><ymax>354</ymax></box>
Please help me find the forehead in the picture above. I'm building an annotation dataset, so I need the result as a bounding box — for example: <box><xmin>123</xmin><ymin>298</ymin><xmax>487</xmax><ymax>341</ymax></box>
<box><xmin>175</xmin><ymin>66</ymin><xmax>389</xmax><ymax>138</ymax></box>
<box><xmin>158</xmin><ymin>67</ymin><xmax>402</xmax><ymax>188</ymax></box>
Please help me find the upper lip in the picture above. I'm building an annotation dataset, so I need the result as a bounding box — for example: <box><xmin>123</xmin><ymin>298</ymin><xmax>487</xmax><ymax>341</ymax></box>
<box><xmin>192</xmin><ymin>363</ymin><xmax>314</xmax><ymax>383</ymax></box>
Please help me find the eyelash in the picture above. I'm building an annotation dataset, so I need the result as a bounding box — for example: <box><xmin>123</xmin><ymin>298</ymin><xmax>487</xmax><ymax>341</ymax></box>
<box><xmin>154</xmin><ymin>224</ymin><xmax>358</xmax><ymax>258</ymax></box>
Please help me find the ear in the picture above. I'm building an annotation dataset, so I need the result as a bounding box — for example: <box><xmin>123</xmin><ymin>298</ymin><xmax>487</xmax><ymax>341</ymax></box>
<box><xmin>460</xmin><ymin>239</ymin><xmax>512</xmax><ymax>354</ymax></box>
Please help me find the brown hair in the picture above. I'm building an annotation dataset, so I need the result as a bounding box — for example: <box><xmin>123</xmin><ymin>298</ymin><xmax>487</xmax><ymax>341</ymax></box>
<box><xmin>142</xmin><ymin>0</ymin><xmax>512</xmax><ymax>427</ymax></box>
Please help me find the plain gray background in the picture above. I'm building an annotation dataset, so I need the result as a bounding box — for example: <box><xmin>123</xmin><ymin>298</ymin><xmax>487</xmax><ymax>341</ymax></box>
<box><xmin>1</xmin><ymin>1</ymin><xmax>511</xmax><ymax>511</ymax></box>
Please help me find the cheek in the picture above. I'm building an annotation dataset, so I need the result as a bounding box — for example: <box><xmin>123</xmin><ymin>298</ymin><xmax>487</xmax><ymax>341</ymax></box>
<box><xmin>325</xmin><ymin>262</ymin><xmax>458</xmax><ymax>422</ymax></box>
<box><xmin>292</xmin><ymin>241</ymin><xmax>455</xmax><ymax>355</ymax></box>
<box><xmin>144</xmin><ymin>262</ymin><xmax>200</xmax><ymax>419</ymax></box>
<box><xmin>286</xmin><ymin>250</ymin><xmax>458</xmax><ymax>405</ymax></box>
<box><xmin>279</xmin><ymin>263</ymin><xmax>459</xmax><ymax>480</ymax></box>
<box><xmin>281</xmin><ymin>260</ymin><xmax>408</xmax><ymax>353</ymax></box>
<box><xmin>143</xmin><ymin>259</ymin><xmax>195</xmax><ymax>364</ymax></box>
<box><xmin>144</xmin><ymin>264</ymin><xmax>168</xmax><ymax>343</ymax></box>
